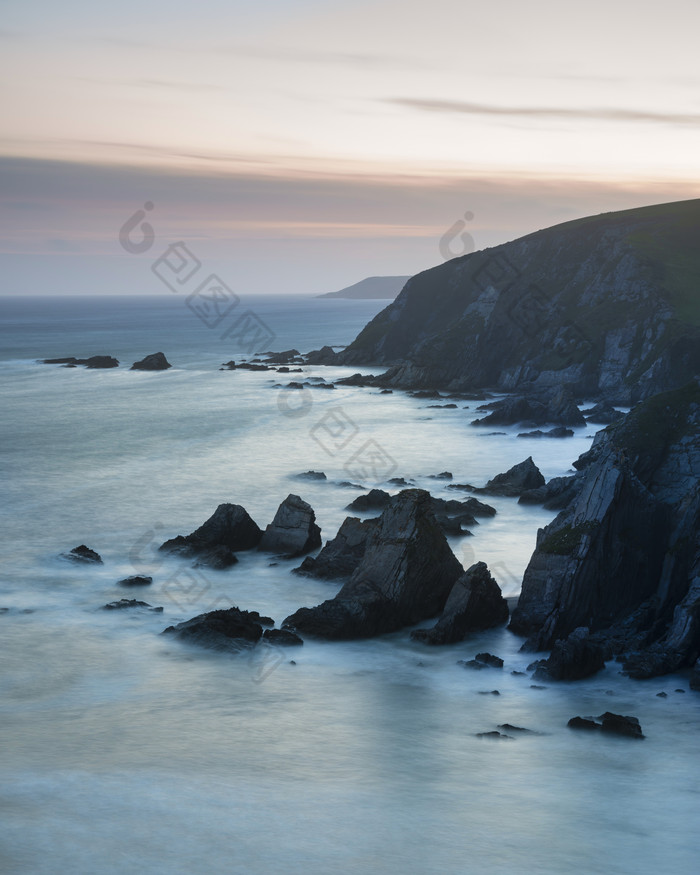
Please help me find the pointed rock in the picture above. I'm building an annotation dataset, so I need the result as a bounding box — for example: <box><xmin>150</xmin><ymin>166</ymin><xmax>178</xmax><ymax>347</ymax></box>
<box><xmin>259</xmin><ymin>494</ymin><xmax>321</xmax><ymax>557</ymax></box>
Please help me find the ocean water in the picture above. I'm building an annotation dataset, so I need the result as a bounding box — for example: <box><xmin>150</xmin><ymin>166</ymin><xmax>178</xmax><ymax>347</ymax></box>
<box><xmin>1</xmin><ymin>294</ymin><xmax>698</xmax><ymax>875</ymax></box>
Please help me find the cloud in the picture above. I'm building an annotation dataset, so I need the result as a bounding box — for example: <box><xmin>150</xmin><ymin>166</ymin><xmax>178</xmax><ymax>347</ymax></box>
<box><xmin>386</xmin><ymin>98</ymin><xmax>700</xmax><ymax>126</ymax></box>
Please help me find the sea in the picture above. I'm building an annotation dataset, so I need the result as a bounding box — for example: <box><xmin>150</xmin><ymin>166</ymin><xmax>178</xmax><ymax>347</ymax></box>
<box><xmin>1</xmin><ymin>294</ymin><xmax>698</xmax><ymax>875</ymax></box>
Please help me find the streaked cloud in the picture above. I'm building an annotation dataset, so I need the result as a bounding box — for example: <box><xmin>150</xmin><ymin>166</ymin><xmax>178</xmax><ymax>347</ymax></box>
<box><xmin>387</xmin><ymin>98</ymin><xmax>700</xmax><ymax>127</ymax></box>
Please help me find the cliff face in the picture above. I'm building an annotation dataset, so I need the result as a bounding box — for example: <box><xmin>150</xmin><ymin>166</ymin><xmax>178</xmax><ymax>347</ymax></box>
<box><xmin>510</xmin><ymin>382</ymin><xmax>700</xmax><ymax>678</ymax></box>
<box><xmin>335</xmin><ymin>200</ymin><xmax>700</xmax><ymax>402</ymax></box>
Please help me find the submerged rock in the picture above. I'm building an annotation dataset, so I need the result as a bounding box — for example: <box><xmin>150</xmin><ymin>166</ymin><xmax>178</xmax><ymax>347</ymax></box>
<box><xmin>43</xmin><ymin>356</ymin><xmax>119</xmax><ymax>368</ymax></box>
<box><xmin>259</xmin><ymin>494</ymin><xmax>322</xmax><ymax>557</ymax></box>
<box><xmin>283</xmin><ymin>490</ymin><xmax>463</xmax><ymax>639</ymax></box>
<box><xmin>160</xmin><ymin>503</ymin><xmax>262</xmax><ymax>567</ymax></box>
<box><xmin>294</xmin><ymin>471</ymin><xmax>327</xmax><ymax>481</ymax></box>
<box><xmin>411</xmin><ymin>562</ymin><xmax>508</xmax><ymax>644</ymax></box>
<box><xmin>103</xmin><ymin>599</ymin><xmax>162</xmax><ymax>611</ymax></box>
<box><xmin>62</xmin><ymin>545</ymin><xmax>103</xmax><ymax>564</ymax></box>
<box><xmin>162</xmin><ymin>607</ymin><xmax>263</xmax><ymax>652</ymax></box>
<box><xmin>517</xmin><ymin>427</ymin><xmax>574</xmax><ymax>438</ymax></box>
<box><xmin>130</xmin><ymin>352</ymin><xmax>171</xmax><ymax>371</ymax></box>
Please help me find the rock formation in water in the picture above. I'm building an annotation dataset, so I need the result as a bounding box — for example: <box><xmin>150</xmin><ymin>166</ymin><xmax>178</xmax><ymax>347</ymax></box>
<box><xmin>510</xmin><ymin>381</ymin><xmax>700</xmax><ymax>680</ymax></box>
<box><xmin>283</xmin><ymin>490</ymin><xmax>463</xmax><ymax>639</ymax></box>
<box><xmin>258</xmin><ymin>494</ymin><xmax>322</xmax><ymax>558</ymax></box>
<box><xmin>130</xmin><ymin>352</ymin><xmax>172</xmax><ymax>370</ymax></box>
<box><xmin>159</xmin><ymin>503</ymin><xmax>262</xmax><ymax>569</ymax></box>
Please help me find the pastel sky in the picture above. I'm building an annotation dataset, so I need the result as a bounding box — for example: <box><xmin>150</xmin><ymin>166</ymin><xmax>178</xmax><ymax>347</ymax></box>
<box><xmin>1</xmin><ymin>0</ymin><xmax>699</xmax><ymax>295</ymax></box>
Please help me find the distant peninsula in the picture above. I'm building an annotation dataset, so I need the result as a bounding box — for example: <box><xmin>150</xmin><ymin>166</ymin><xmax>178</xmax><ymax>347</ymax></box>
<box><xmin>317</xmin><ymin>276</ymin><xmax>410</xmax><ymax>300</ymax></box>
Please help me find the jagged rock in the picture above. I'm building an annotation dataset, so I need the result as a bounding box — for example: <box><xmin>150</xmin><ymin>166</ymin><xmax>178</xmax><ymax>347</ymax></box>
<box><xmin>518</xmin><ymin>475</ymin><xmax>582</xmax><ymax>510</ymax></box>
<box><xmin>583</xmin><ymin>401</ymin><xmax>626</xmax><ymax>424</ymax></box>
<box><xmin>62</xmin><ymin>545</ymin><xmax>102</xmax><ymax>564</ymax></box>
<box><xmin>117</xmin><ymin>575</ymin><xmax>153</xmax><ymax>587</ymax></box>
<box><xmin>130</xmin><ymin>352</ymin><xmax>171</xmax><ymax>371</ymax></box>
<box><xmin>346</xmin><ymin>489</ymin><xmax>392</xmax><ymax>511</ymax></box>
<box><xmin>263</xmin><ymin>628</ymin><xmax>303</xmax><ymax>646</ymax></box>
<box><xmin>511</xmin><ymin>382</ymin><xmax>700</xmax><ymax>680</ymax></box>
<box><xmin>248</xmin><ymin>611</ymin><xmax>275</xmax><ymax>627</ymax></box>
<box><xmin>294</xmin><ymin>471</ymin><xmax>327</xmax><ymax>481</ymax></box>
<box><xmin>293</xmin><ymin>517</ymin><xmax>377</xmax><ymax>580</ymax></box>
<box><xmin>534</xmin><ymin>627</ymin><xmax>606</xmax><ymax>680</ymax></box>
<box><xmin>163</xmin><ymin>607</ymin><xmax>263</xmax><ymax>652</ymax></box>
<box><xmin>283</xmin><ymin>490</ymin><xmax>463</xmax><ymax>639</ymax></box>
<box><xmin>160</xmin><ymin>503</ymin><xmax>261</xmax><ymax>567</ymax></box>
<box><xmin>473</xmin><ymin>457</ymin><xmax>545</xmax><ymax>497</ymax></box>
<box><xmin>411</xmin><ymin>562</ymin><xmax>508</xmax><ymax>644</ymax></box>
<box><xmin>43</xmin><ymin>356</ymin><xmax>119</xmax><ymax>368</ymax></box>
<box><xmin>103</xmin><ymin>599</ymin><xmax>162</xmax><ymax>611</ymax></box>
<box><xmin>517</xmin><ymin>426</ymin><xmax>574</xmax><ymax>438</ymax></box>
<box><xmin>259</xmin><ymin>494</ymin><xmax>321</xmax><ymax>557</ymax></box>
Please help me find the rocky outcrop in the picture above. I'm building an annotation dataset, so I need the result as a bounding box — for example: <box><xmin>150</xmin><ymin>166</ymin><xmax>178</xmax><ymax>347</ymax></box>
<box><xmin>511</xmin><ymin>381</ymin><xmax>700</xmax><ymax>679</ymax></box>
<box><xmin>568</xmin><ymin>713</ymin><xmax>644</xmax><ymax>738</ymax></box>
<box><xmin>130</xmin><ymin>352</ymin><xmax>171</xmax><ymax>370</ymax></box>
<box><xmin>583</xmin><ymin>401</ymin><xmax>625</xmax><ymax>425</ymax></box>
<box><xmin>162</xmin><ymin>607</ymin><xmax>263</xmax><ymax>652</ymax></box>
<box><xmin>474</xmin><ymin>457</ymin><xmax>545</xmax><ymax>497</ymax></box>
<box><xmin>259</xmin><ymin>494</ymin><xmax>321</xmax><ymax>557</ymax></box>
<box><xmin>262</xmin><ymin>628</ymin><xmax>304</xmax><ymax>646</ymax></box>
<box><xmin>533</xmin><ymin>627</ymin><xmax>607</xmax><ymax>680</ymax></box>
<box><xmin>518</xmin><ymin>475</ymin><xmax>582</xmax><ymax>510</ymax></box>
<box><xmin>61</xmin><ymin>545</ymin><xmax>102</xmax><ymax>564</ymax></box>
<box><xmin>346</xmin><ymin>489</ymin><xmax>392</xmax><ymax>511</ymax></box>
<box><xmin>294</xmin><ymin>516</ymin><xmax>377</xmax><ymax>580</ymax></box>
<box><xmin>473</xmin><ymin>388</ymin><xmax>585</xmax><ymax>428</ymax></box>
<box><xmin>117</xmin><ymin>575</ymin><xmax>152</xmax><ymax>587</ymax></box>
<box><xmin>42</xmin><ymin>356</ymin><xmax>119</xmax><ymax>368</ymax></box>
<box><xmin>283</xmin><ymin>490</ymin><xmax>463</xmax><ymax>639</ymax></box>
<box><xmin>411</xmin><ymin>562</ymin><xmax>508</xmax><ymax>644</ymax></box>
<box><xmin>329</xmin><ymin>199</ymin><xmax>700</xmax><ymax>403</ymax></box>
<box><xmin>159</xmin><ymin>503</ymin><xmax>262</xmax><ymax>568</ymax></box>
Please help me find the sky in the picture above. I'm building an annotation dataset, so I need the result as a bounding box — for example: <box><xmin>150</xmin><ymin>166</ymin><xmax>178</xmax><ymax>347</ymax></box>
<box><xmin>1</xmin><ymin>0</ymin><xmax>699</xmax><ymax>295</ymax></box>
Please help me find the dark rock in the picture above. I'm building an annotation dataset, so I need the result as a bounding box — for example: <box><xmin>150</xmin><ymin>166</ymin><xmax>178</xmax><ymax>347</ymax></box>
<box><xmin>263</xmin><ymin>349</ymin><xmax>301</xmax><ymax>364</ymax></box>
<box><xmin>117</xmin><ymin>575</ymin><xmax>153</xmax><ymax>587</ymax></box>
<box><xmin>429</xmin><ymin>471</ymin><xmax>453</xmax><ymax>480</ymax></box>
<box><xmin>236</xmin><ymin>362</ymin><xmax>271</xmax><ymax>371</ymax></box>
<box><xmin>293</xmin><ymin>517</ymin><xmax>377</xmax><ymax>580</ymax></box>
<box><xmin>583</xmin><ymin>401</ymin><xmax>626</xmax><ymax>425</ymax></box>
<box><xmin>476</xmin><ymin>730</ymin><xmax>511</xmax><ymax>739</ymax></box>
<box><xmin>411</xmin><ymin>389</ymin><xmax>442</xmax><ymax>399</ymax></box>
<box><xmin>388</xmin><ymin>477</ymin><xmax>411</xmax><ymax>486</ymax></box>
<box><xmin>294</xmin><ymin>471</ymin><xmax>327</xmax><ymax>481</ymax></box>
<box><xmin>691</xmin><ymin>659</ymin><xmax>700</xmax><ymax>690</ymax></box>
<box><xmin>286</xmin><ymin>381</ymin><xmax>304</xmax><ymax>389</ymax></box>
<box><xmin>534</xmin><ymin>627</ymin><xmax>606</xmax><ymax>681</ymax></box>
<box><xmin>263</xmin><ymin>628</ymin><xmax>304</xmax><ymax>646</ymax></box>
<box><xmin>474</xmin><ymin>457</ymin><xmax>545</xmax><ymax>497</ymax></box>
<box><xmin>103</xmin><ymin>599</ymin><xmax>163</xmax><ymax>611</ymax></box>
<box><xmin>346</xmin><ymin>489</ymin><xmax>392</xmax><ymax>512</ymax></box>
<box><xmin>259</xmin><ymin>494</ymin><xmax>322</xmax><ymax>557</ymax></box>
<box><xmin>518</xmin><ymin>475</ymin><xmax>581</xmax><ymax>509</ymax></box>
<box><xmin>511</xmin><ymin>670</ymin><xmax>526</xmax><ymax>676</ymax></box>
<box><xmin>62</xmin><ymin>545</ymin><xmax>102</xmax><ymax>564</ymax></box>
<box><xmin>498</xmin><ymin>724</ymin><xmax>535</xmax><ymax>733</ymax></box>
<box><xmin>283</xmin><ymin>490</ymin><xmax>463</xmax><ymax>639</ymax></box>
<box><xmin>411</xmin><ymin>562</ymin><xmax>508</xmax><ymax>645</ymax></box>
<box><xmin>222</xmin><ymin>360</ymin><xmax>236</xmax><ymax>369</ymax></box>
<box><xmin>303</xmin><ymin>345</ymin><xmax>337</xmax><ymax>365</ymax></box>
<box><xmin>335</xmin><ymin>373</ymin><xmax>377</xmax><ymax>387</ymax></box>
<box><xmin>530</xmin><ymin>684</ymin><xmax>547</xmax><ymax>689</ymax></box>
<box><xmin>192</xmin><ymin>546</ymin><xmax>239</xmax><ymax>570</ymax></box>
<box><xmin>511</xmin><ymin>382</ymin><xmax>700</xmax><ymax>681</ymax></box>
<box><xmin>599</xmin><ymin>712</ymin><xmax>644</xmax><ymax>738</ymax></box>
<box><xmin>475</xmin><ymin>652</ymin><xmax>504</xmax><ymax>668</ymax></box>
<box><xmin>478</xmin><ymin>690</ymin><xmax>501</xmax><ymax>695</ymax></box>
<box><xmin>380</xmin><ymin>389</ymin><xmax>393</xmax><ymax>394</ymax></box>
<box><xmin>517</xmin><ymin>427</ymin><xmax>574</xmax><ymax>438</ymax></box>
<box><xmin>43</xmin><ymin>356</ymin><xmax>119</xmax><ymax>368</ymax></box>
<box><xmin>160</xmin><ymin>503</ymin><xmax>262</xmax><ymax>564</ymax></box>
<box><xmin>656</xmin><ymin>691</ymin><xmax>668</xmax><ymax>697</ymax></box>
<box><xmin>568</xmin><ymin>716</ymin><xmax>600</xmax><ymax>731</ymax></box>
<box><xmin>427</xmin><ymin>403</ymin><xmax>458</xmax><ymax>408</ymax></box>
<box><xmin>458</xmin><ymin>659</ymin><xmax>487</xmax><ymax>670</ymax></box>
<box><xmin>249</xmin><ymin>612</ymin><xmax>275</xmax><ymax>627</ymax></box>
<box><xmin>130</xmin><ymin>352</ymin><xmax>171</xmax><ymax>371</ymax></box>
<box><xmin>162</xmin><ymin>607</ymin><xmax>263</xmax><ymax>652</ymax></box>
<box><xmin>472</xmin><ymin>389</ymin><xmax>585</xmax><ymax>428</ymax></box>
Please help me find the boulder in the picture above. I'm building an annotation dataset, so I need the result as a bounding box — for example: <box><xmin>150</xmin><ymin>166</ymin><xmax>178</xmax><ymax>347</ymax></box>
<box><xmin>567</xmin><ymin>716</ymin><xmax>600</xmax><ymax>731</ymax></box>
<box><xmin>411</xmin><ymin>562</ymin><xmax>508</xmax><ymax>644</ymax></box>
<box><xmin>117</xmin><ymin>575</ymin><xmax>153</xmax><ymax>587</ymax></box>
<box><xmin>294</xmin><ymin>517</ymin><xmax>377</xmax><ymax>580</ymax></box>
<box><xmin>477</xmin><ymin>457</ymin><xmax>545</xmax><ymax>497</ymax></box>
<box><xmin>160</xmin><ymin>503</ymin><xmax>262</xmax><ymax>565</ymax></box>
<box><xmin>263</xmin><ymin>628</ymin><xmax>304</xmax><ymax>646</ymax></box>
<box><xmin>130</xmin><ymin>352</ymin><xmax>171</xmax><ymax>371</ymax></box>
<box><xmin>259</xmin><ymin>494</ymin><xmax>322</xmax><ymax>557</ymax></box>
<box><xmin>533</xmin><ymin>627</ymin><xmax>606</xmax><ymax>680</ymax></box>
<box><xmin>599</xmin><ymin>712</ymin><xmax>645</xmax><ymax>738</ymax></box>
<box><xmin>283</xmin><ymin>489</ymin><xmax>463</xmax><ymax>639</ymax></box>
<box><xmin>62</xmin><ymin>544</ymin><xmax>102</xmax><ymax>564</ymax></box>
<box><xmin>346</xmin><ymin>489</ymin><xmax>392</xmax><ymax>512</ymax></box>
<box><xmin>162</xmin><ymin>606</ymin><xmax>263</xmax><ymax>652</ymax></box>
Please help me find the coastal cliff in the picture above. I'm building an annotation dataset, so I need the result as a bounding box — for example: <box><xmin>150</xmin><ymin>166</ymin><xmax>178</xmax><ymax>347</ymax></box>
<box><xmin>323</xmin><ymin>199</ymin><xmax>700</xmax><ymax>403</ymax></box>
